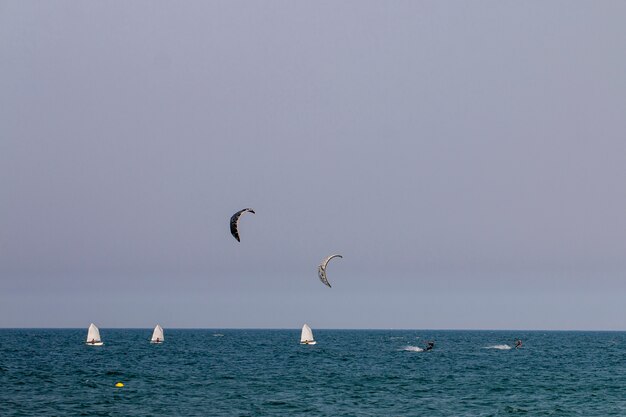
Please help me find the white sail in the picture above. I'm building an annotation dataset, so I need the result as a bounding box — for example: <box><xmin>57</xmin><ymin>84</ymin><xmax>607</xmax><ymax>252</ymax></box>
<box><xmin>86</xmin><ymin>323</ymin><xmax>103</xmax><ymax>346</ymax></box>
<box><xmin>150</xmin><ymin>324</ymin><xmax>164</xmax><ymax>343</ymax></box>
<box><xmin>300</xmin><ymin>324</ymin><xmax>316</xmax><ymax>344</ymax></box>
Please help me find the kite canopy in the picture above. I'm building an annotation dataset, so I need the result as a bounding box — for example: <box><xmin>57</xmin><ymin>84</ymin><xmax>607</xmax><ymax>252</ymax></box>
<box><xmin>318</xmin><ymin>254</ymin><xmax>342</xmax><ymax>288</ymax></box>
<box><xmin>230</xmin><ymin>208</ymin><xmax>255</xmax><ymax>242</ymax></box>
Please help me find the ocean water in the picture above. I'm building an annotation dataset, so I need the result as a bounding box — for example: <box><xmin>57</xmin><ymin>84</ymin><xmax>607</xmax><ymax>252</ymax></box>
<box><xmin>1</xmin><ymin>329</ymin><xmax>625</xmax><ymax>416</ymax></box>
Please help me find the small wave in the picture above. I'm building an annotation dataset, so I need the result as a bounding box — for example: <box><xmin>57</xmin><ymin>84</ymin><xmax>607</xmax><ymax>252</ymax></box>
<box><xmin>83</xmin><ymin>379</ymin><xmax>98</xmax><ymax>388</ymax></box>
<box><xmin>213</xmin><ymin>333</ymin><xmax>224</xmax><ymax>337</ymax></box>
<box><xmin>401</xmin><ymin>345</ymin><xmax>424</xmax><ymax>352</ymax></box>
<box><xmin>389</xmin><ymin>336</ymin><xmax>404</xmax><ymax>340</ymax></box>
<box><xmin>503</xmin><ymin>405</ymin><xmax>528</xmax><ymax>413</ymax></box>
<box><xmin>105</xmin><ymin>370</ymin><xmax>123</xmax><ymax>375</ymax></box>
<box><xmin>484</xmin><ymin>344</ymin><xmax>512</xmax><ymax>350</ymax></box>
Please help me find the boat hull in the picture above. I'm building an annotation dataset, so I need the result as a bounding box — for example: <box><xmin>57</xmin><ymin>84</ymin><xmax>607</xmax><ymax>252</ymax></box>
<box><xmin>86</xmin><ymin>342</ymin><xmax>104</xmax><ymax>346</ymax></box>
<box><xmin>300</xmin><ymin>341</ymin><xmax>317</xmax><ymax>345</ymax></box>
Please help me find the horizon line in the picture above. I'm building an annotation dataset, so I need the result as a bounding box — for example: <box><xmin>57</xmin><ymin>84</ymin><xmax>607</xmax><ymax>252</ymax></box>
<box><xmin>1</xmin><ymin>327</ymin><xmax>624</xmax><ymax>332</ymax></box>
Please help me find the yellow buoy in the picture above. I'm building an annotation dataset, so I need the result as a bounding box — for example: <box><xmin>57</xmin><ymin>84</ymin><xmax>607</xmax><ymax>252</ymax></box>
<box><xmin>115</xmin><ymin>382</ymin><xmax>124</xmax><ymax>388</ymax></box>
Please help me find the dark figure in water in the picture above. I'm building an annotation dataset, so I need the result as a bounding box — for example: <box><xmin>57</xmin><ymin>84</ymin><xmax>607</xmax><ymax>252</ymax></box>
<box><xmin>425</xmin><ymin>341</ymin><xmax>435</xmax><ymax>351</ymax></box>
<box><xmin>515</xmin><ymin>339</ymin><xmax>522</xmax><ymax>349</ymax></box>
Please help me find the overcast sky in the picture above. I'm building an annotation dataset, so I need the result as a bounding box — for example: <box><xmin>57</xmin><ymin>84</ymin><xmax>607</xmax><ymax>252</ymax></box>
<box><xmin>1</xmin><ymin>1</ymin><xmax>625</xmax><ymax>329</ymax></box>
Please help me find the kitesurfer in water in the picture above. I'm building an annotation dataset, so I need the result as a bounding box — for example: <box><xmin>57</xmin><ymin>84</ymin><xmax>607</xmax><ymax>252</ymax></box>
<box><xmin>515</xmin><ymin>339</ymin><xmax>522</xmax><ymax>349</ymax></box>
<box><xmin>425</xmin><ymin>341</ymin><xmax>435</xmax><ymax>351</ymax></box>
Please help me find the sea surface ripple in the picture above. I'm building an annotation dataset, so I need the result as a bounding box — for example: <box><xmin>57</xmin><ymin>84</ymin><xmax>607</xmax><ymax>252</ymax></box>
<box><xmin>1</xmin><ymin>329</ymin><xmax>625</xmax><ymax>416</ymax></box>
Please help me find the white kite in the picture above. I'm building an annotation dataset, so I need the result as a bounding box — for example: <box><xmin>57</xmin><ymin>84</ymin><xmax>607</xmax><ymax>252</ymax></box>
<box><xmin>318</xmin><ymin>254</ymin><xmax>343</xmax><ymax>288</ymax></box>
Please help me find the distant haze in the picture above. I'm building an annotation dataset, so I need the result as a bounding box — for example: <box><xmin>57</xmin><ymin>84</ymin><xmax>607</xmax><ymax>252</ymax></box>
<box><xmin>1</xmin><ymin>1</ymin><xmax>625</xmax><ymax>329</ymax></box>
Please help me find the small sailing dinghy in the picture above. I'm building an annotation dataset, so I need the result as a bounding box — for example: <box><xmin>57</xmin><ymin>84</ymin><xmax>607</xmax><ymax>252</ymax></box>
<box><xmin>300</xmin><ymin>324</ymin><xmax>316</xmax><ymax>345</ymax></box>
<box><xmin>150</xmin><ymin>324</ymin><xmax>164</xmax><ymax>344</ymax></box>
<box><xmin>86</xmin><ymin>323</ymin><xmax>103</xmax><ymax>346</ymax></box>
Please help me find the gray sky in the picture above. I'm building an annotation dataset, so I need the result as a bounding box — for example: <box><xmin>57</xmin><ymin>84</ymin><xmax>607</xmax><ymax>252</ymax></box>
<box><xmin>1</xmin><ymin>1</ymin><xmax>625</xmax><ymax>329</ymax></box>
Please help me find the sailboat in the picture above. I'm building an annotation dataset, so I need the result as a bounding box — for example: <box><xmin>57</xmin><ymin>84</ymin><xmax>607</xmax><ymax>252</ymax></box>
<box><xmin>86</xmin><ymin>323</ymin><xmax>103</xmax><ymax>346</ymax></box>
<box><xmin>300</xmin><ymin>324</ymin><xmax>316</xmax><ymax>345</ymax></box>
<box><xmin>150</xmin><ymin>324</ymin><xmax>164</xmax><ymax>344</ymax></box>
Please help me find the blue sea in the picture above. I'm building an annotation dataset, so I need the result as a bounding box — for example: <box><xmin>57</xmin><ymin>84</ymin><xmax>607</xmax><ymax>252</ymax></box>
<box><xmin>1</xmin><ymin>329</ymin><xmax>625</xmax><ymax>416</ymax></box>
